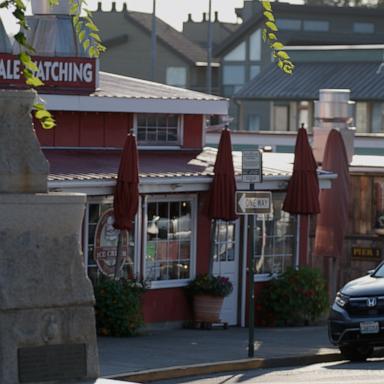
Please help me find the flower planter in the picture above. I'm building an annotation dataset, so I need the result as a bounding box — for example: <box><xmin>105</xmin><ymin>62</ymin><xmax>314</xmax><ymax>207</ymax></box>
<box><xmin>193</xmin><ymin>295</ymin><xmax>223</xmax><ymax>322</ymax></box>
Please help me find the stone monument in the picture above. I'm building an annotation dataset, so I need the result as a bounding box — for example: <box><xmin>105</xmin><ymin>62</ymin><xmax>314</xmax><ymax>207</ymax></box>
<box><xmin>0</xmin><ymin>90</ymin><xmax>126</xmax><ymax>383</ymax></box>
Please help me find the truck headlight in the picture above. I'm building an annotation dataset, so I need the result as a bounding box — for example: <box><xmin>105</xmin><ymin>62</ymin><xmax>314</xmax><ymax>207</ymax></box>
<box><xmin>335</xmin><ymin>292</ymin><xmax>349</xmax><ymax>308</ymax></box>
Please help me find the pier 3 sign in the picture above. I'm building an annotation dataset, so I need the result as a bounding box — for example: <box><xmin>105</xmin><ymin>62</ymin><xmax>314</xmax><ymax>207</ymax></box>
<box><xmin>0</xmin><ymin>53</ymin><xmax>96</xmax><ymax>93</ymax></box>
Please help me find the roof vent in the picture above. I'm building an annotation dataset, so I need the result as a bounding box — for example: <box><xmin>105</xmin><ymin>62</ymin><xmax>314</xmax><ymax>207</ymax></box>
<box><xmin>312</xmin><ymin>89</ymin><xmax>355</xmax><ymax>164</ymax></box>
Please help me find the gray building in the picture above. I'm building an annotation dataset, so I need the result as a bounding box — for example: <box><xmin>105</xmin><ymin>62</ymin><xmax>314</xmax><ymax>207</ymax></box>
<box><xmin>93</xmin><ymin>2</ymin><xmax>219</xmax><ymax>94</ymax></box>
<box><xmin>214</xmin><ymin>1</ymin><xmax>384</xmax><ymax>130</ymax></box>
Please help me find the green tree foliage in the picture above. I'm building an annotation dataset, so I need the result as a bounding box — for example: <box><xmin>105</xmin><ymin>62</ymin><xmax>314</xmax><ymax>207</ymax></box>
<box><xmin>0</xmin><ymin>0</ymin><xmax>105</xmax><ymax>129</ymax></box>
<box><xmin>261</xmin><ymin>1</ymin><xmax>295</xmax><ymax>74</ymax></box>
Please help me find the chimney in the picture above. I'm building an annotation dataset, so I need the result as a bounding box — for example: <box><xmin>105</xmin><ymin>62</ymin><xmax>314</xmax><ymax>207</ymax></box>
<box><xmin>20</xmin><ymin>0</ymin><xmax>87</xmax><ymax>57</ymax></box>
<box><xmin>202</xmin><ymin>12</ymin><xmax>207</xmax><ymax>22</ymax></box>
<box><xmin>187</xmin><ymin>13</ymin><xmax>193</xmax><ymax>22</ymax></box>
<box><xmin>0</xmin><ymin>20</ymin><xmax>12</xmax><ymax>53</ymax></box>
<box><xmin>312</xmin><ymin>89</ymin><xmax>355</xmax><ymax>164</ymax></box>
<box><xmin>214</xmin><ymin>11</ymin><xmax>219</xmax><ymax>22</ymax></box>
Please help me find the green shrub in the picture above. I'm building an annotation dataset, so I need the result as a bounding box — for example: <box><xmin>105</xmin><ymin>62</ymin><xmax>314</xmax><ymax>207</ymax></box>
<box><xmin>257</xmin><ymin>267</ymin><xmax>329</xmax><ymax>326</ymax></box>
<box><xmin>93</xmin><ymin>277</ymin><xmax>146</xmax><ymax>336</ymax></box>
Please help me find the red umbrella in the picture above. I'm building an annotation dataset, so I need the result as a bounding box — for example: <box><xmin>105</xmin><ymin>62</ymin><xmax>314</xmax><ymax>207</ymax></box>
<box><xmin>283</xmin><ymin>126</ymin><xmax>320</xmax><ymax>268</ymax></box>
<box><xmin>113</xmin><ymin>133</ymin><xmax>139</xmax><ymax>279</ymax></box>
<box><xmin>208</xmin><ymin>128</ymin><xmax>237</xmax><ymax>221</ymax></box>
<box><xmin>207</xmin><ymin>128</ymin><xmax>237</xmax><ymax>272</ymax></box>
<box><xmin>283</xmin><ymin>127</ymin><xmax>320</xmax><ymax>215</ymax></box>
<box><xmin>314</xmin><ymin>129</ymin><xmax>350</xmax><ymax>260</ymax></box>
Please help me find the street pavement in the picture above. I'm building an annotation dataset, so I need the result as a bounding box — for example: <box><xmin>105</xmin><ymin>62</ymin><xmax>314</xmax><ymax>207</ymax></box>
<box><xmin>98</xmin><ymin>325</ymin><xmax>341</xmax><ymax>381</ymax></box>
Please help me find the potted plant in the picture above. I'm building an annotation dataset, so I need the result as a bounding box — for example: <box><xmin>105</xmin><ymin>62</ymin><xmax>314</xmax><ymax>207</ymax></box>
<box><xmin>185</xmin><ymin>274</ymin><xmax>233</xmax><ymax>323</ymax></box>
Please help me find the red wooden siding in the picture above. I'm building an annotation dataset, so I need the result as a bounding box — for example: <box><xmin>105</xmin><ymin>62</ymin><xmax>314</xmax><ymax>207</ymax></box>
<box><xmin>54</xmin><ymin>111</ymin><xmax>80</xmax><ymax>147</ymax></box>
<box><xmin>35</xmin><ymin>111</ymin><xmax>134</xmax><ymax>147</ymax></box>
<box><xmin>79</xmin><ymin>112</ymin><xmax>104</xmax><ymax>147</ymax></box>
<box><xmin>142</xmin><ymin>288</ymin><xmax>191</xmax><ymax>323</ymax></box>
<box><xmin>182</xmin><ymin>115</ymin><xmax>203</xmax><ymax>149</ymax></box>
<box><xmin>104</xmin><ymin>113</ymin><xmax>133</xmax><ymax>147</ymax></box>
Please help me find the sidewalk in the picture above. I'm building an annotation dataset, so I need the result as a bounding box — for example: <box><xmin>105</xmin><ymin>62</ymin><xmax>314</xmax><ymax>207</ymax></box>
<box><xmin>98</xmin><ymin>325</ymin><xmax>341</xmax><ymax>381</ymax></box>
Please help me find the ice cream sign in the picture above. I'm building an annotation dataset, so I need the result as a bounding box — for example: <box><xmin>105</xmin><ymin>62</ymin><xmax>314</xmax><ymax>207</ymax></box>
<box><xmin>0</xmin><ymin>53</ymin><xmax>96</xmax><ymax>93</ymax></box>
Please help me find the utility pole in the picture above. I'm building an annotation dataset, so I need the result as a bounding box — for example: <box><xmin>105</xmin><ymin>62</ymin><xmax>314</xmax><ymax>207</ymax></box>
<box><xmin>207</xmin><ymin>0</ymin><xmax>212</xmax><ymax>94</ymax></box>
<box><xmin>151</xmin><ymin>0</ymin><xmax>157</xmax><ymax>82</ymax></box>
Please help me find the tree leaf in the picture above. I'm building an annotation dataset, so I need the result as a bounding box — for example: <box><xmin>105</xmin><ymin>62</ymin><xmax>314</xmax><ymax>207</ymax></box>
<box><xmin>89</xmin><ymin>32</ymin><xmax>101</xmax><ymax>42</ymax></box>
<box><xmin>26</xmin><ymin>76</ymin><xmax>44</xmax><ymax>87</ymax></box>
<box><xmin>41</xmin><ymin>119</ymin><xmax>56</xmax><ymax>130</ymax></box>
<box><xmin>83</xmin><ymin>39</ymin><xmax>90</xmax><ymax>51</ymax></box>
<box><xmin>34</xmin><ymin>103</ymin><xmax>46</xmax><ymax>111</ymax></box>
<box><xmin>263</xmin><ymin>11</ymin><xmax>275</xmax><ymax>22</ymax></box>
<box><xmin>271</xmin><ymin>41</ymin><xmax>284</xmax><ymax>50</ymax></box>
<box><xmin>277</xmin><ymin>51</ymin><xmax>290</xmax><ymax>60</ymax></box>
<box><xmin>265</xmin><ymin>21</ymin><xmax>278</xmax><ymax>32</ymax></box>
<box><xmin>86</xmin><ymin>21</ymin><xmax>99</xmax><ymax>32</ymax></box>
<box><xmin>262</xmin><ymin>28</ymin><xmax>267</xmax><ymax>42</ymax></box>
<box><xmin>35</xmin><ymin>109</ymin><xmax>52</xmax><ymax>120</ymax></box>
<box><xmin>268</xmin><ymin>33</ymin><xmax>277</xmax><ymax>41</ymax></box>
<box><xmin>262</xmin><ymin>1</ymin><xmax>272</xmax><ymax>11</ymax></box>
<box><xmin>79</xmin><ymin>30</ymin><xmax>86</xmax><ymax>43</ymax></box>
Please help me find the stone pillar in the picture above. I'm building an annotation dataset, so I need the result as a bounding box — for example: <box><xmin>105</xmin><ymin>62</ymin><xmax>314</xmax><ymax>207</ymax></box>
<box><xmin>0</xmin><ymin>89</ymin><xmax>102</xmax><ymax>383</ymax></box>
<box><xmin>0</xmin><ymin>194</ymin><xmax>100</xmax><ymax>383</ymax></box>
<box><xmin>0</xmin><ymin>89</ymin><xmax>48</xmax><ymax>193</ymax></box>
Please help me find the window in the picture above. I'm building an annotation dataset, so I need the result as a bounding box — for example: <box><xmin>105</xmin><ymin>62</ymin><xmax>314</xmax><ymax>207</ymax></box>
<box><xmin>86</xmin><ymin>202</ymin><xmax>135</xmax><ymax>283</ymax></box>
<box><xmin>371</xmin><ymin>103</ymin><xmax>384</xmax><ymax>133</ymax></box>
<box><xmin>273</xmin><ymin>105</ymin><xmax>289</xmax><ymax>131</ymax></box>
<box><xmin>249</xmin><ymin>30</ymin><xmax>261</xmax><ymax>61</ymax></box>
<box><xmin>353</xmin><ymin>22</ymin><xmax>374</xmax><ymax>34</ymax></box>
<box><xmin>144</xmin><ymin>196</ymin><xmax>196</xmax><ymax>287</ymax></box>
<box><xmin>213</xmin><ymin>221</ymin><xmax>236</xmax><ymax>262</ymax></box>
<box><xmin>166</xmin><ymin>66</ymin><xmax>187</xmax><ymax>87</ymax></box>
<box><xmin>222</xmin><ymin>64</ymin><xmax>245</xmax><ymax>96</ymax></box>
<box><xmin>249</xmin><ymin>65</ymin><xmax>260</xmax><ymax>80</ymax></box>
<box><xmin>248</xmin><ymin>114</ymin><xmax>261</xmax><ymax>131</ymax></box>
<box><xmin>276</xmin><ymin>18</ymin><xmax>301</xmax><ymax>31</ymax></box>
<box><xmin>355</xmin><ymin>102</ymin><xmax>370</xmax><ymax>133</ymax></box>
<box><xmin>253</xmin><ymin>193</ymin><xmax>296</xmax><ymax>275</ymax></box>
<box><xmin>223</xmin><ymin>41</ymin><xmax>246</xmax><ymax>61</ymax></box>
<box><xmin>303</xmin><ymin>20</ymin><xmax>329</xmax><ymax>32</ymax></box>
<box><xmin>136</xmin><ymin>114</ymin><xmax>180</xmax><ymax>146</ymax></box>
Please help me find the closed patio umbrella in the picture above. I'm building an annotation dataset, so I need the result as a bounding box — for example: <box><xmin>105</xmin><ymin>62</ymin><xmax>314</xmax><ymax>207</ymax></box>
<box><xmin>283</xmin><ymin>126</ymin><xmax>320</xmax><ymax>267</ymax></box>
<box><xmin>207</xmin><ymin>128</ymin><xmax>237</xmax><ymax>272</ymax></box>
<box><xmin>113</xmin><ymin>133</ymin><xmax>139</xmax><ymax>279</ymax></box>
<box><xmin>314</xmin><ymin>129</ymin><xmax>350</xmax><ymax>260</ymax></box>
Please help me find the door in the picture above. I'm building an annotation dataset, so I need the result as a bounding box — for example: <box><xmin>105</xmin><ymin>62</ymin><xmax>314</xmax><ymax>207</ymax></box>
<box><xmin>212</xmin><ymin>220</ymin><xmax>240</xmax><ymax>325</ymax></box>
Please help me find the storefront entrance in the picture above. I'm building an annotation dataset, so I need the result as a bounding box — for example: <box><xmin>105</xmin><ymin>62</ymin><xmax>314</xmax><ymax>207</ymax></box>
<box><xmin>212</xmin><ymin>220</ymin><xmax>240</xmax><ymax>325</ymax></box>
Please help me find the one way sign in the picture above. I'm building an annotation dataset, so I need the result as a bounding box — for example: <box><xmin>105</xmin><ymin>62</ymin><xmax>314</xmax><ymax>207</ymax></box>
<box><xmin>235</xmin><ymin>191</ymin><xmax>272</xmax><ymax>215</ymax></box>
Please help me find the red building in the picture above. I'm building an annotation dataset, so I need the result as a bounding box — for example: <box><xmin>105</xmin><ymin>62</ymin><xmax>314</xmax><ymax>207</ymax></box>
<box><xmin>0</xmin><ymin>5</ymin><xmax>335</xmax><ymax>328</ymax></box>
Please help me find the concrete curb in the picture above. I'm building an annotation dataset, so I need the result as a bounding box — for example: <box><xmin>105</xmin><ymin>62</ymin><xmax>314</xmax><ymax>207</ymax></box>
<box><xmin>106</xmin><ymin>352</ymin><xmax>343</xmax><ymax>383</ymax></box>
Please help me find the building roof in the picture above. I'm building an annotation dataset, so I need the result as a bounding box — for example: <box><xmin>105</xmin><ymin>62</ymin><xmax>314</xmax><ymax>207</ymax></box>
<box><xmin>215</xmin><ymin>2</ymin><xmax>384</xmax><ymax>56</ymax></box>
<box><xmin>42</xmin><ymin>72</ymin><xmax>228</xmax><ymax>114</ymax></box>
<box><xmin>234</xmin><ymin>62</ymin><xmax>384</xmax><ymax>101</ymax></box>
<box><xmin>93</xmin><ymin>4</ymin><xmax>215</xmax><ymax>66</ymax></box>
<box><xmin>45</xmin><ymin>148</ymin><xmax>332</xmax><ymax>188</ymax></box>
<box><xmin>126</xmin><ymin>11</ymin><xmax>216</xmax><ymax>65</ymax></box>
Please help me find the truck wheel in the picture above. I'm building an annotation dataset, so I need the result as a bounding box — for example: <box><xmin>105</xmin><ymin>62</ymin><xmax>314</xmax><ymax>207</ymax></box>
<box><xmin>339</xmin><ymin>345</ymin><xmax>373</xmax><ymax>362</ymax></box>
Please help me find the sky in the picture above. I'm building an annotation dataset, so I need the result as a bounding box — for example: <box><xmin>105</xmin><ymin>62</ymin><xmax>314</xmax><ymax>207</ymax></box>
<box><xmin>0</xmin><ymin>0</ymin><xmax>247</xmax><ymax>35</ymax></box>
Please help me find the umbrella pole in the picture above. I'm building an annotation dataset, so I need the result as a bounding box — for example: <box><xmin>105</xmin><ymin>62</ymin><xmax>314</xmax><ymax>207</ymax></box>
<box><xmin>209</xmin><ymin>220</ymin><xmax>217</xmax><ymax>274</ymax></box>
<box><xmin>114</xmin><ymin>230</ymin><xmax>124</xmax><ymax>280</ymax></box>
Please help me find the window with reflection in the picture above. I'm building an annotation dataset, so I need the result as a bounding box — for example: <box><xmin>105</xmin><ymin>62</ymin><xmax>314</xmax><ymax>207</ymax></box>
<box><xmin>145</xmin><ymin>197</ymin><xmax>195</xmax><ymax>283</ymax></box>
<box><xmin>213</xmin><ymin>221</ymin><xmax>236</xmax><ymax>262</ymax></box>
<box><xmin>253</xmin><ymin>193</ymin><xmax>296</xmax><ymax>275</ymax></box>
<box><xmin>136</xmin><ymin>114</ymin><xmax>180</xmax><ymax>146</ymax></box>
<box><xmin>87</xmin><ymin>203</ymin><xmax>135</xmax><ymax>283</ymax></box>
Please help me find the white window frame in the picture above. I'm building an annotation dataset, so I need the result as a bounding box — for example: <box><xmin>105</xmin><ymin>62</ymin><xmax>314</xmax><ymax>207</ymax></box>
<box><xmin>143</xmin><ymin>194</ymin><xmax>197</xmax><ymax>289</ymax></box>
<box><xmin>83</xmin><ymin>196</ymin><xmax>141</xmax><ymax>277</ymax></box>
<box><xmin>134</xmin><ymin>113</ymin><xmax>183</xmax><ymax>148</ymax></box>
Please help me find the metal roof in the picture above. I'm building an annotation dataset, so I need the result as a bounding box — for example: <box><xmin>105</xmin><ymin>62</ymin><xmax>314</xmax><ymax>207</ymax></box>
<box><xmin>44</xmin><ymin>148</ymin><xmax>333</xmax><ymax>185</ymax></box>
<box><xmin>234</xmin><ymin>62</ymin><xmax>384</xmax><ymax>101</ymax></box>
<box><xmin>94</xmin><ymin>72</ymin><xmax>225</xmax><ymax>101</ymax></box>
